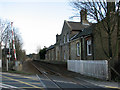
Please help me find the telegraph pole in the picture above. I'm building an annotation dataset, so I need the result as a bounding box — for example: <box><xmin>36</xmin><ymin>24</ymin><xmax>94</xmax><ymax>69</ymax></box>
<box><xmin>117</xmin><ymin>1</ymin><xmax>120</xmax><ymax>61</ymax></box>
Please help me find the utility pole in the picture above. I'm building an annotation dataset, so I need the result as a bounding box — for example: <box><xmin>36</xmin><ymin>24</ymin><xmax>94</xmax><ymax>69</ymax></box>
<box><xmin>8</xmin><ymin>40</ymin><xmax>11</xmax><ymax>67</ymax></box>
<box><xmin>117</xmin><ymin>1</ymin><xmax>120</xmax><ymax>61</ymax></box>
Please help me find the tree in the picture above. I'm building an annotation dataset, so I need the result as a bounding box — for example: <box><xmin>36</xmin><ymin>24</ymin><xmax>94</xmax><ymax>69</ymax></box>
<box><xmin>0</xmin><ymin>19</ymin><xmax>26</xmax><ymax>70</ymax></box>
<box><xmin>14</xmin><ymin>30</ymin><xmax>26</xmax><ymax>62</ymax></box>
<box><xmin>0</xmin><ymin>20</ymin><xmax>12</xmax><ymax>48</ymax></box>
<box><xmin>39</xmin><ymin>46</ymin><xmax>47</xmax><ymax>60</ymax></box>
<box><xmin>0</xmin><ymin>19</ymin><xmax>13</xmax><ymax>70</ymax></box>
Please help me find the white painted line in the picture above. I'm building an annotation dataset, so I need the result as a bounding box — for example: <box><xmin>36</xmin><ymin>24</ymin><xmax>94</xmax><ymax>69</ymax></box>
<box><xmin>36</xmin><ymin>74</ymin><xmax>46</xmax><ymax>88</ymax></box>
<box><xmin>0</xmin><ymin>83</ymin><xmax>18</xmax><ymax>88</ymax></box>
<box><xmin>53</xmin><ymin>80</ymin><xmax>76</xmax><ymax>84</ymax></box>
<box><xmin>35</xmin><ymin>76</ymin><xmax>76</xmax><ymax>84</ymax></box>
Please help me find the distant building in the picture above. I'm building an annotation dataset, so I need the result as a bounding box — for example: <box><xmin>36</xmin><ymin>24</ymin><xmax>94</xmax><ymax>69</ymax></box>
<box><xmin>27</xmin><ymin>53</ymin><xmax>39</xmax><ymax>60</ymax></box>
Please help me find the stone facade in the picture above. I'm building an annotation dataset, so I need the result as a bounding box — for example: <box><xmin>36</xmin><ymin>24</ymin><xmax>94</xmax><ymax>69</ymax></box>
<box><xmin>46</xmin><ymin>10</ymin><xmax>90</xmax><ymax>62</ymax></box>
<box><xmin>46</xmin><ymin>9</ymin><xmax>119</xmax><ymax>65</ymax></box>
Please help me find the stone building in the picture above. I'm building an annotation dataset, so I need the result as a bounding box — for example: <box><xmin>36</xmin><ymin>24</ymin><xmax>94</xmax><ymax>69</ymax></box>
<box><xmin>46</xmin><ymin>45</ymin><xmax>56</xmax><ymax>61</ymax></box>
<box><xmin>46</xmin><ymin>9</ymin><xmax>91</xmax><ymax>62</ymax></box>
<box><xmin>45</xmin><ymin>2</ymin><xmax>120</xmax><ymax>79</ymax></box>
<box><xmin>46</xmin><ymin>6</ymin><xmax>120</xmax><ymax>67</ymax></box>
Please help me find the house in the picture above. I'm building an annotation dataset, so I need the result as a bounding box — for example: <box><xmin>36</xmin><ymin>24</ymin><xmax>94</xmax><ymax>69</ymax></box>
<box><xmin>45</xmin><ymin>3</ymin><xmax>120</xmax><ymax>79</ymax></box>
<box><xmin>46</xmin><ymin>9</ymin><xmax>91</xmax><ymax>61</ymax></box>
<box><xmin>46</xmin><ymin>8</ymin><xmax>119</xmax><ymax>63</ymax></box>
<box><xmin>69</xmin><ymin>24</ymin><xmax>95</xmax><ymax>60</ymax></box>
<box><xmin>46</xmin><ymin>45</ymin><xmax>56</xmax><ymax>61</ymax></box>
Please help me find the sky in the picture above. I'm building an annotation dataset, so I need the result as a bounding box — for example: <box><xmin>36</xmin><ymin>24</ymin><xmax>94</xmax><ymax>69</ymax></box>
<box><xmin>0</xmin><ymin>0</ymin><xmax>80</xmax><ymax>54</ymax></box>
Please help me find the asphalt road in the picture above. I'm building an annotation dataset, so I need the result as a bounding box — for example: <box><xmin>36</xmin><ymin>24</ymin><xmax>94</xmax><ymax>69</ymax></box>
<box><xmin>1</xmin><ymin>72</ymin><xmax>119</xmax><ymax>90</ymax></box>
<box><xmin>1</xmin><ymin>72</ymin><xmax>43</xmax><ymax>90</ymax></box>
<box><xmin>2</xmin><ymin>72</ymin><xmax>92</xmax><ymax>89</ymax></box>
<box><xmin>1</xmin><ymin>60</ymin><xmax>119</xmax><ymax>90</ymax></box>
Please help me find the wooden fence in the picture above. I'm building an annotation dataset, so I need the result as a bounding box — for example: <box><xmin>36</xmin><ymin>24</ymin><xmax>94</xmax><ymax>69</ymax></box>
<box><xmin>67</xmin><ymin>60</ymin><xmax>109</xmax><ymax>80</ymax></box>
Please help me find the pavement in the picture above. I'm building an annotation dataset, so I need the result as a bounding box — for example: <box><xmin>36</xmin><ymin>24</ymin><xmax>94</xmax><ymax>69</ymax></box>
<box><xmin>76</xmin><ymin>76</ymin><xmax>120</xmax><ymax>89</ymax></box>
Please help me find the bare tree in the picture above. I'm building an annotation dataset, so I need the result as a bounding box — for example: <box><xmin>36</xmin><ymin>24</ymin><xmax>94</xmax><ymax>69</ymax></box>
<box><xmin>0</xmin><ymin>19</ymin><xmax>13</xmax><ymax>70</ymax></box>
<box><xmin>0</xmin><ymin>20</ymin><xmax>12</xmax><ymax>48</ymax></box>
<box><xmin>0</xmin><ymin>19</ymin><xmax>26</xmax><ymax>70</ymax></box>
<box><xmin>14</xmin><ymin>30</ymin><xmax>26</xmax><ymax>62</ymax></box>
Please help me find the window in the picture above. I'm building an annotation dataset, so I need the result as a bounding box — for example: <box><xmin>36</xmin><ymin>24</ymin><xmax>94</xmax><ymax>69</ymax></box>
<box><xmin>87</xmin><ymin>39</ymin><xmax>92</xmax><ymax>56</ymax></box>
<box><xmin>76</xmin><ymin>42</ymin><xmax>80</xmax><ymax>56</ymax></box>
<box><xmin>67</xmin><ymin>34</ymin><xmax>69</xmax><ymax>42</ymax></box>
<box><xmin>64</xmin><ymin>35</ymin><xmax>66</xmax><ymax>43</ymax></box>
<box><xmin>64</xmin><ymin>51</ymin><xmax>66</xmax><ymax>60</ymax></box>
<box><xmin>60</xmin><ymin>39</ymin><xmax>62</xmax><ymax>45</ymax></box>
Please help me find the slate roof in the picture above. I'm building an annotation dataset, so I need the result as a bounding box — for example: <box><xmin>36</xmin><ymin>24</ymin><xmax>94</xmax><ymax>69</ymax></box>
<box><xmin>47</xmin><ymin>45</ymin><xmax>55</xmax><ymax>51</ymax></box>
<box><xmin>67</xmin><ymin>21</ymin><xmax>90</xmax><ymax>31</ymax></box>
<box><xmin>71</xmin><ymin>24</ymin><xmax>96</xmax><ymax>40</ymax></box>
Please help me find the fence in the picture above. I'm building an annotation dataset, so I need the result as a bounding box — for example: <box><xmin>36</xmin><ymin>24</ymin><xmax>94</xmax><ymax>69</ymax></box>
<box><xmin>67</xmin><ymin>60</ymin><xmax>109</xmax><ymax>80</ymax></box>
<box><xmin>0</xmin><ymin>60</ymin><xmax>1</xmax><ymax>68</ymax></box>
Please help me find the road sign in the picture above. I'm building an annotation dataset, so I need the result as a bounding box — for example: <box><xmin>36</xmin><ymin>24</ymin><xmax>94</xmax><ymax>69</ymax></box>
<box><xmin>7</xmin><ymin>55</ymin><xmax>11</xmax><ymax>58</ymax></box>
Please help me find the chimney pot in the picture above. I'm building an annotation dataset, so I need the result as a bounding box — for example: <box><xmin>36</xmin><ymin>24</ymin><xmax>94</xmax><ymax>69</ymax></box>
<box><xmin>80</xmin><ymin>9</ymin><xmax>88</xmax><ymax>25</ymax></box>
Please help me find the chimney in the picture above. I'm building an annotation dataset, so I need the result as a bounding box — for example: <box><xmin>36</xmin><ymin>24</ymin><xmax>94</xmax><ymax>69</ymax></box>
<box><xmin>107</xmin><ymin>2</ymin><xmax>115</xmax><ymax>15</ymax></box>
<box><xmin>56</xmin><ymin>34</ymin><xmax>60</xmax><ymax>44</ymax></box>
<box><xmin>80</xmin><ymin>9</ymin><xmax>89</xmax><ymax>25</ymax></box>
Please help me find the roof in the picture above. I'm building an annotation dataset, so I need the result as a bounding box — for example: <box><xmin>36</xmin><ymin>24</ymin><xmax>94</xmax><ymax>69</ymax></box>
<box><xmin>71</xmin><ymin>24</ymin><xmax>96</xmax><ymax>40</ymax></box>
<box><xmin>47</xmin><ymin>45</ymin><xmax>55</xmax><ymax>51</ymax></box>
<box><xmin>66</xmin><ymin>21</ymin><xmax>90</xmax><ymax>31</ymax></box>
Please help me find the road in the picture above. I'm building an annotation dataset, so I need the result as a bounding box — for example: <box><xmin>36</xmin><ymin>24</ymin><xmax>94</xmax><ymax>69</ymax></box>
<box><xmin>1</xmin><ymin>72</ymin><xmax>98</xmax><ymax>89</ymax></box>
<box><xmin>1</xmin><ymin>60</ymin><xmax>119</xmax><ymax>90</ymax></box>
<box><xmin>1</xmin><ymin>72</ymin><xmax>119</xmax><ymax>90</ymax></box>
<box><xmin>1</xmin><ymin>72</ymin><xmax>43</xmax><ymax>89</ymax></box>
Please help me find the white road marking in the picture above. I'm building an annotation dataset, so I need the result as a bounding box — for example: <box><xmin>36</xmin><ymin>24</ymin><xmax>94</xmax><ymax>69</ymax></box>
<box><xmin>0</xmin><ymin>83</ymin><xmax>18</xmax><ymax>88</ymax></box>
<box><xmin>37</xmin><ymin>76</ymin><xmax>76</xmax><ymax>84</ymax></box>
<box><xmin>36</xmin><ymin>74</ymin><xmax>46</xmax><ymax>88</ymax></box>
<box><xmin>53</xmin><ymin>80</ymin><xmax>76</xmax><ymax>84</ymax></box>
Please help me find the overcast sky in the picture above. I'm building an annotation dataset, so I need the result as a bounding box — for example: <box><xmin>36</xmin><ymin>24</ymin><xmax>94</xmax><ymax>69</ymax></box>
<box><xmin>0</xmin><ymin>0</ymin><xmax>80</xmax><ymax>54</ymax></box>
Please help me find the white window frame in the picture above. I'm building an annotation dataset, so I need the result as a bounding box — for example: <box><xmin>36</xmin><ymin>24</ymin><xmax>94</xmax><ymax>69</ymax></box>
<box><xmin>87</xmin><ymin>39</ymin><xmax>92</xmax><ymax>56</ymax></box>
<box><xmin>67</xmin><ymin>34</ymin><xmax>69</xmax><ymax>42</ymax></box>
<box><xmin>60</xmin><ymin>39</ymin><xmax>62</xmax><ymax>45</ymax></box>
<box><xmin>64</xmin><ymin>35</ymin><xmax>66</xmax><ymax>43</ymax></box>
<box><xmin>63</xmin><ymin>51</ymin><xmax>66</xmax><ymax>60</ymax></box>
<box><xmin>77</xmin><ymin>42</ymin><xmax>80</xmax><ymax>56</ymax></box>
